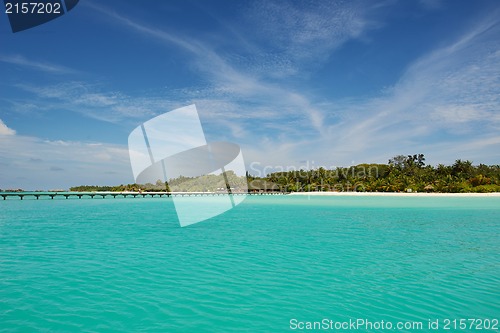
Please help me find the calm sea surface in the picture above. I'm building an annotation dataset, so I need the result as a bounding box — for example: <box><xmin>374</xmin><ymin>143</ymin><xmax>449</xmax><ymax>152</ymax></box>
<box><xmin>1</xmin><ymin>196</ymin><xmax>499</xmax><ymax>332</ymax></box>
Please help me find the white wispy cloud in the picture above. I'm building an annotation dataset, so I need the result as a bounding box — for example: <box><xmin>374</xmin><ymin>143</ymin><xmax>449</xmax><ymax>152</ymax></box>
<box><xmin>0</xmin><ymin>54</ymin><xmax>77</xmax><ymax>74</ymax></box>
<box><xmin>233</xmin><ymin>0</ymin><xmax>394</xmax><ymax>82</ymax></box>
<box><xmin>0</xmin><ymin>118</ymin><xmax>16</xmax><ymax>136</ymax></box>
<box><xmin>244</xmin><ymin>0</ymin><xmax>372</xmax><ymax>63</ymax></box>
<box><xmin>15</xmin><ymin>82</ymin><xmax>168</xmax><ymax>123</ymax></box>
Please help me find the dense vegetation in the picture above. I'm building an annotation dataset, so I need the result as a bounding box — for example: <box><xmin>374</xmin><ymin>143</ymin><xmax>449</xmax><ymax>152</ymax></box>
<box><xmin>69</xmin><ymin>155</ymin><xmax>500</xmax><ymax>193</ymax></box>
<box><xmin>70</xmin><ymin>180</ymin><xmax>170</xmax><ymax>192</ymax></box>
<box><xmin>257</xmin><ymin>155</ymin><xmax>500</xmax><ymax>193</ymax></box>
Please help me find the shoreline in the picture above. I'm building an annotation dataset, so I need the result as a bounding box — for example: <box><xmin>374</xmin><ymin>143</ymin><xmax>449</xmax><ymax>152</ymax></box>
<box><xmin>289</xmin><ymin>192</ymin><xmax>500</xmax><ymax>197</ymax></box>
<box><xmin>2</xmin><ymin>191</ymin><xmax>500</xmax><ymax>198</ymax></box>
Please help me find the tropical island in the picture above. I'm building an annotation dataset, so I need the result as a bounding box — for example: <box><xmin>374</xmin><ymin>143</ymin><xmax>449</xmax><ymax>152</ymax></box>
<box><xmin>65</xmin><ymin>155</ymin><xmax>500</xmax><ymax>194</ymax></box>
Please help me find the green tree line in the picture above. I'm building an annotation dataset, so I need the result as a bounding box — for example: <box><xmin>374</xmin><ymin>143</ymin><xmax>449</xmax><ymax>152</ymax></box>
<box><xmin>258</xmin><ymin>155</ymin><xmax>500</xmax><ymax>193</ymax></box>
<box><xmin>70</xmin><ymin>179</ymin><xmax>170</xmax><ymax>192</ymax></box>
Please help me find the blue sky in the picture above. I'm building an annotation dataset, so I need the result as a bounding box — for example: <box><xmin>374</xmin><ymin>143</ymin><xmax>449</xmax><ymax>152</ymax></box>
<box><xmin>1</xmin><ymin>0</ymin><xmax>499</xmax><ymax>190</ymax></box>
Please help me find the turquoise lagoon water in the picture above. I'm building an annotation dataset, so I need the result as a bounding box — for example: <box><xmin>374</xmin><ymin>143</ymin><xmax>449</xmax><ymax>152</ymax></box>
<box><xmin>0</xmin><ymin>195</ymin><xmax>499</xmax><ymax>332</ymax></box>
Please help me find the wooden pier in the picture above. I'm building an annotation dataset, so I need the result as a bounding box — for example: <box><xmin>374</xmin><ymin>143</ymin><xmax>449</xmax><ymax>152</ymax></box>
<box><xmin>0</xmin><ymin>191</ymin><xmax>287</xmax><ymax>200</ymax></box>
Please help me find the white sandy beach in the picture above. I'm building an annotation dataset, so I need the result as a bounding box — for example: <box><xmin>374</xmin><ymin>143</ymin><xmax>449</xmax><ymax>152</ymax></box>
<box><xmin>289</xmin><ymin>192</ymin><xmax>500</xmax><ymax>197</ymax></box>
